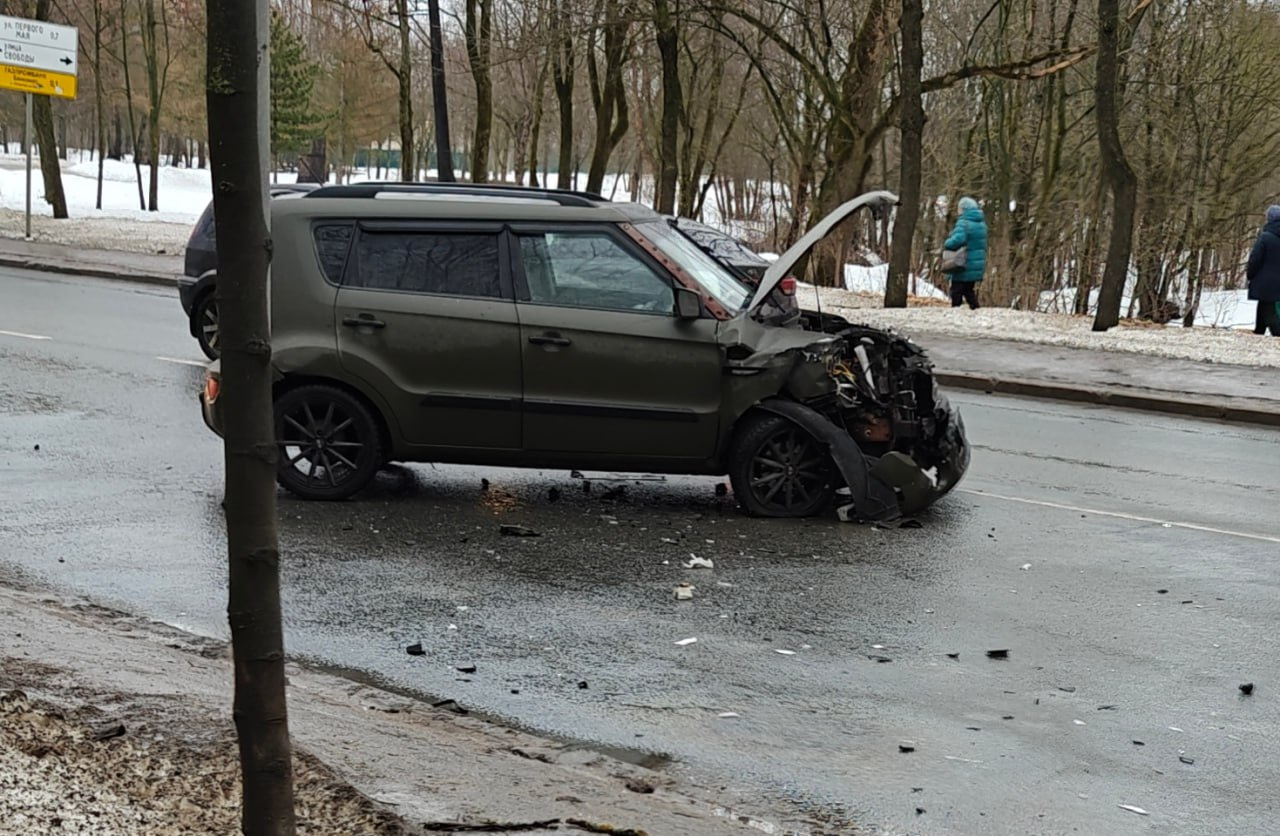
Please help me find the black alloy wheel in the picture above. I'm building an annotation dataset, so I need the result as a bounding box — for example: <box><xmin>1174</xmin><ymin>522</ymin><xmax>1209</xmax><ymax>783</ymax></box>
<box><xmin>729</xmin><ymin>414</ymin><xmax>835</xmax><ymax>518</ymax></box>
<box><xmin>274</xmin><ymin>385</ymin><xmax>382</xmax><ymax>500</ymax></box>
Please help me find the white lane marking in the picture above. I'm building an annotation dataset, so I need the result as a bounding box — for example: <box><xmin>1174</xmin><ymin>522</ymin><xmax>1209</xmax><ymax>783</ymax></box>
<box><xmin>156</xmin><ymin>356</ymin><xmax>208</xmax><ymax>368</ymax></box>
<box><xmin>959</xmin><ymin>488</ymin><xmax>1280</xmax><ymax>545</ymax></box>
<box><xmin>0</xmin><ymin>329</ymin><xmax>51</xmax><ymax>340</ymax></box>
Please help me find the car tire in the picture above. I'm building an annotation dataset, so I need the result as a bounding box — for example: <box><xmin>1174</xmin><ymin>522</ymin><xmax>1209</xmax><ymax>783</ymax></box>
<box><xmin>728</xmin><ymin>412</ymin><xmax>836</xmax><ymax>518</ymax></box>
<box><xmin>274</xmin><ymin>385</ymin><xmax>383</xmax><ymax>501</ymax></box>
<box><xmin>193</xmin><ymin>292</ymin><xmax>220</xmax><ymax>360</ymax></box>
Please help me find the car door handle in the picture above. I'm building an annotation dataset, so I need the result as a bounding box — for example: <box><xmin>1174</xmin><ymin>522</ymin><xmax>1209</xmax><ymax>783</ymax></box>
<box><xmin>342</xmin><ymin>315</ymin><xmax>386</xmax><ymax>329</ymax></box>
<box><xmin>528</xmin><ymin>333</ymin><xmax>572</xmax><ymax>347</ymax></box>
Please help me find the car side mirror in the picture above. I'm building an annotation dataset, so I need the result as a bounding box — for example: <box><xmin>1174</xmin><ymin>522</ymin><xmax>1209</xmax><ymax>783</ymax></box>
<box><xmin>674</xmin><ymin>286</ymin><xmax>702</xmax><ymax>320</ymax></box>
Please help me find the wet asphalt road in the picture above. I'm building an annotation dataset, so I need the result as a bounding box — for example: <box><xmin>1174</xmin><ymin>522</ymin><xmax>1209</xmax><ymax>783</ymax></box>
<box><xmin>3</xmin><ymin>267</ymin><xmax>1280</xmax><ymax>834</ymax></box>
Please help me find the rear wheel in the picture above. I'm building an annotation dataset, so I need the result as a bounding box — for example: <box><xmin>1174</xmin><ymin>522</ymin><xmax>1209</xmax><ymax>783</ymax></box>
<box><xmin>193</xmin><ymin>292</ymin><xmax>220</xmax><ymax>359</ymax></box>
<box><xmin>728</xmin><ymin>413</ymin><xmax>835</xmax><ymax>518</ymax></box>
<box><xmin>274</xmin><ymin>385</ymin><xmax>383</xmax><ymax>501</ymax></box>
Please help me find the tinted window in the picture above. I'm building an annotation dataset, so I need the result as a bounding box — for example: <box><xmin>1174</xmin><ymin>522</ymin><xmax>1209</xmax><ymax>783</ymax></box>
<box><xmin>314</xmin><ymin>224</ymin><xmax>353</xmax><ymax>283</ymax></box>
<box><xmin>353</xmin><ymin>231</ymin><xmax>502</xmax><ymax>297</ymax></box>
<box><xmin>518</xmin><ymin>232</ymin><xmax>673</xmax><ymax>314</ymax></box>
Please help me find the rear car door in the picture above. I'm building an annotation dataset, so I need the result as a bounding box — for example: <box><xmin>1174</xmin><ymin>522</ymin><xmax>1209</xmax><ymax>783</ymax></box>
<box><xmin>512</xmin><ymin>224</ymin><xmax>722</xmax><ymax>461</ymax></box>
<box><xmin>335</xmin><ymin>221</ymin><xmax>522</xmax><ymax>450</ymax></box>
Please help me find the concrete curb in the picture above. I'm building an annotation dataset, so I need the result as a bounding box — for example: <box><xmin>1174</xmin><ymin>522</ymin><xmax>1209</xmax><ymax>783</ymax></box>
<box><xmin>0</xmin><ymin>255</ymin><xmax>176</xmax><ymax>288</ymax></box>
<box><xmin>937</xmin><ymin>372</ymin><xmax>1280</xmax><ymax>428</ymax></box>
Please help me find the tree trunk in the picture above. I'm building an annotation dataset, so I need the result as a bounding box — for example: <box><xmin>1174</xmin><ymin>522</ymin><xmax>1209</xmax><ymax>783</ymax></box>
<box><xmin>885</xmin><ymin>0</ymin><xmax>924</xmax><ymax>308</ymax></box>
<box><xmin>585</xmin><ymin>0</ymin><xmax>629</xmax><ymax>195</ymax></box>
<box><xmin>464</xmin><ymin>0</ymin><xmax>493</xmax><ymax>183</ymax></box>
<box><xmin>205</xmin><ymin>0</ymin><xmax>297</xmax><ymax>831</ymax></box>
<box><xmin>33</xmin><ymin>0</ymin><xmax>67</xmax><ymax>218</ymax></box>
<box><xmin>118</xmin><ymin>0</ymin><xmax>146</xmax><ymax>210</ymax></box>
<box><xmin>427</xmin><ymin>0</ymin><xmax>454</xmax><ymax>181</ymax></box>
<box><xmin>1091</xmin><ymin>0</ymin><xmax>1138</xmax><ymax>332</ymax></box>
<box><xmin>394</xmin><ymin>0</ymin><xmax>414</xmax><ymax>182</ymax></box>
<box><xmin>652</xmin><ymin>0</ymin><xmax>680</xmax><ymax>214</ymax></box>
<box><xmin>142</xmin><ymin>0</ymin><xmax>164</xmax><ymax>211</ymax></box>
<box><xmin>526</xmin><ymin>56</ymin><xmax>549</xmax><ymax>187</ymax></box>
<box><xmin>110</xmin><ymin>107</ymin><xmax>123</xmax><ymax>160</ymax></box>
<box><xmin>551</xmin><ymin>0</ymin><xmax>574</xmax><ymax>190</ymax></box>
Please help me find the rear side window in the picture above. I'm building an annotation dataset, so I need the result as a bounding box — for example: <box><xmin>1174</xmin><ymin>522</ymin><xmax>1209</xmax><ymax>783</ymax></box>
<box><xmin>352</xmin><ymin>231</ymin><xmax>502</xmax><ymax>298</ymax></box>
<box><xmin>313</xmin><ymin>224</ymin><xmax>353</xmax><ymax>283</ymax></box>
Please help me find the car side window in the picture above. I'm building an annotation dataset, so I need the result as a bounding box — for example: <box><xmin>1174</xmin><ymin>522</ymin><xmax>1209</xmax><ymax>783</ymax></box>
<box><xmin>518</xmin><ymin>232</ymin><xmax>674</xmax><ymax>314</ymax></box>
<box><xmin>313</xmin><ymin>224</ymin><xmax>353</xmax><ymax>284</ymax></box>
<box><xmin>352</xmin><ymin>231</ymin><xmax>502</xmax><ymax>298</ymax></box>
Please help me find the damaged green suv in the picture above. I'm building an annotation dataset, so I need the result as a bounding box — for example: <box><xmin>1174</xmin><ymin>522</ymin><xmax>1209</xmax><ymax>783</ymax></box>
<box><xmin>199</xmin><ymin>184</ymin><xmax>968</xmax><ymax>520</ymax></box>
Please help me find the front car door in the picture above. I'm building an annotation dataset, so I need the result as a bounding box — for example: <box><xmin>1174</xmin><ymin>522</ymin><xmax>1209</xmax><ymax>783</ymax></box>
<box><xmin>512</xmin><ymin>224</ymin><xmax>722</xmax><ymax>463</ymax></box>
<box><xmin>335</xmin><ymin>221</ymin><xmax>522</xmax><ymax>450</ymax></box>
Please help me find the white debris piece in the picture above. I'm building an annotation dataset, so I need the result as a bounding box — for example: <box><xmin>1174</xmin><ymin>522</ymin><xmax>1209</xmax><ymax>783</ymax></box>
<box><xmin>774</xmin><ymin>649</ymin><xmax>797</xmax><ymax>656</ymax></box>
<box><xmin>674</xmin><ymin>637</ymin><xmax>698</xmax><ymax>646</ymax></box>
<box><xmin>684</xmin><ymin>556</ymin><xmax>715</xmax><ymax>569</ymax></box>
<box><xmin>1020</xmin><ymin>563</ymin><xmax>1032</xmax><ymax>571</ymax></box>
<box><xmin>674</xmin><ymin>583</ymin><xmax>695</xmax><ymax>601</ymax></box>
<box><xmin>1118</xmin><ymin>804</ymin><xmax>1150</xmax><ymax>816</ymax></box>
<box><xmin>718</xmin><ymin>712</ymin><xmax>741</xmax><ymax>719</ymax></box>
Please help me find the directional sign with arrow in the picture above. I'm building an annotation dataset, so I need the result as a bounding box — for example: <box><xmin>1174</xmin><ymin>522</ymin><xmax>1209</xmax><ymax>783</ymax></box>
<box><xmin>0</xmin><ymin>14</ymin><xmax>78</xmax><ymax>100</ymax></box>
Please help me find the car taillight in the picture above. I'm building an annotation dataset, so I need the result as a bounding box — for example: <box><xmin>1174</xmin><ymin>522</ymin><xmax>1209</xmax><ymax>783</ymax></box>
<box><xmin>204</xmin><ymin>375</ymin><xmax>220</xmax><ymax>404</ymax></box>
<box><xmin>779</xmin><ymin>277</ymin><xmax>797</xmax><ymax>296</ymax></box>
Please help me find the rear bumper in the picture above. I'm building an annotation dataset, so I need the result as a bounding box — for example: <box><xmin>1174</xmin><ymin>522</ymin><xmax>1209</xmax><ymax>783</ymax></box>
<box><xmin>200</xmin><ymin>388</ymin><xmax>223</xmax><ymax>438</ymax></box>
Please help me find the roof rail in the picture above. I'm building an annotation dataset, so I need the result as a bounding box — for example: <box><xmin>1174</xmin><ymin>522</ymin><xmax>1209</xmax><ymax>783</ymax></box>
<box><xmin>303</xmin><ymin>181</ymin><xmax>608</xmax><ymax>208</ymax></box>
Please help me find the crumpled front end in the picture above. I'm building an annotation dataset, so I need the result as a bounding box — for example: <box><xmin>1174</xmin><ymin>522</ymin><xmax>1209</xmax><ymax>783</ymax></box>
<box><xmin>734</xmin><ymin>321</ymin><xmax>970</xmax><ymax>521</ymax></box>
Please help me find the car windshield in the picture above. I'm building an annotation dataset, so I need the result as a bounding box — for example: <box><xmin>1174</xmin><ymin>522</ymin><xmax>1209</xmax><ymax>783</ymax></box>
<box><xmin>634</xmin><ymin>220</ymin><xmax>750</xmax><ymax>311</ymax></box>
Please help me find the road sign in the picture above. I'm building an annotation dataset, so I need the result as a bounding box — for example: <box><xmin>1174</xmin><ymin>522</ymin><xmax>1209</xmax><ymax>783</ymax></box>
<box><xmin>0</xmin><ymin>15</ymin><xmax>78</xmax><ymax>100</ymax></box>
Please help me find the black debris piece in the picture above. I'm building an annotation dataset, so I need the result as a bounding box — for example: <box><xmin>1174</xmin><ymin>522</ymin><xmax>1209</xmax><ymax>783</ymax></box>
<box><xmin>499</xmin><ymin>524</ymin><xmax>540</xmax><ymax>537</ymax></box>
<box><xmin>1132</xmin><ymin>740</ymin><xmax>1145</xmax><ymax>746</ymax></box>
<box><xmin>577</xmin><ymin>681</ymin><xmax>589</xmax><ymax>690</ymax></box>
<box><xmin>898</xmin><ymin>742</ymin><xmax>916</xmax><ymax>753</ymax></box>
<box><xmin>1058</xmin><ymin>686</ymin><xmax>1077</xmax><ymax>693</ymax></box>
<box><xmin>1179</xmin><ymin>756</ymin><xmax>1195</xmax><ymax>765</ymax></box>
<box><xmin>715</xmin><ymin>483</ymin><xmax>728</xmax><ymax>497</ymax></box>
<box><xmin>421</xmin><ymin>818</ymin><xmax>560</xmax><ymax>832</ymax></box>
<box><xmin>456</xmin><ymin>664</ymin><xmax>477</xmax><ymax>674</ymax></box>
<box><xmin>570</xmin><ymin>470</ymin><xmax>584</xmax><ymax>479</ymax></box>
<box><xmin>965</xmin><ymin>726</ymin><xmax>982</xmax><ymax>732</ymax></box>
<box><xmin>1240</xmin><ymin>682</ymin><xmax>1255</xmax><ymax>696</ymax></box>
<box><xmin>92</xmin><ymin>722</ymin><xmax>126</xmax><ymax>741</ymax></box>
<box><xmin>911</xmin><ymin>787</ymin><xmax>924</xmax><ymax>793</ymax></box>
<box><xmin>916</xmin><ymin>808</ymin><xmax>927</xmax><ymax>816</ymax></box>
<box><xmin>511</xmin><ymin>689</ymin><xmax>520</xmax><ymax>695</ymax></box>
<box><xmin>1002</xmin><ymin>715</ymin><xmax>1014</xmax><ymax>720</ymax></box>
<box><xmin>406</xmin><ymin>643</ymin><xmax>426</xmax><ymax>656</ymax></box>
<box><xmin>869</xmin><ymin>655</ymin><xmax>893</xmax><ymax>663</ymax></box>
<box><xmin>1181</xmin><ymin>600</ymin><xmax>1194</xmax><ymax>604</ymax></box>
<box><xmin>1157</xmin><ymin>589</ymin><xmax>1168</xmax><ymax>594</ymax></box>
<box><xmin>481</xmin><ymin>478</ymin><xmax>490</xmax><ymax>492</ymax></box>
<box><xmin>946</xmin><ymin>653</ymin><xmax>960</xmax><ymax>660</ymax></box>
<box><xmin>1097</xmin><ymin>704</ymin><xmax>1118</xmax><ymax>711</ymax></box>
<box><xmin>33</xmin><ymin>444</ymin><xmax>40</xmax><ymax>451</ymax></box>
<box><xmin>432</xmin><ymin>699</ymin><xmax>468</xmax><ymax>715</ymax></box>
<box><xmin>986</xmin><ymin>649</ymin><xmax>1010</xmax><ymax>659</ymax></box>
<box><xmin>625</xmin><ymin>778</ymin><xmax>655</xmax><ymax>794</ymax></box>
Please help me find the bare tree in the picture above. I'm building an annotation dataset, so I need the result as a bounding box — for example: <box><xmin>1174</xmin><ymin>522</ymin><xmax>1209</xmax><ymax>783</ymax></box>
<box><xmin>139</xmin><ymin>0</ymin><xmax>170</xmax><ymax>209</ymax></box>
<box><xmin>30</xmin><ymin>0</ymin><xmax>68</xmax><ymax>218</ymax></box>
<box><xmin>427</xmin><ymin>0</ymin><xmax>455</xmax><ymax>180</ymax></box>
<box><xmin>205</xmin><ymin>0</ymin><xmax>297</xmax><ymax>830</ymax></box>
<box><xmin>464</xmin><ymin>0</ymin><xmax>493</xmax><ymax>181</ymax></box>
<box><xmin>885</xmin><ymin>0</ymin><xmax>923</xmax><ymax>308</ymax></box>
<box><xmin>584</xmin><ymin>0</ymin><xmax>629</xmax><ymax>194</ymax></box>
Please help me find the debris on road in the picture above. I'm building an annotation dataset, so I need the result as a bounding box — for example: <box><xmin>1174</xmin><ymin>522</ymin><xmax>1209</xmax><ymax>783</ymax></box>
<box><xmin>578</xmin><ymin>681</ymin><xmax>589</xmax><ymax>690</ymax></box>
<box><xmin>683</xmin><ymin>556</ymin><xmax>714</xmax><ymax>569</ymax></box>
<box><xmin>406</xmin><ymin>642</ymin><xmax>426</xmax><ymax>656</ymax></box>
<box><xmin>481</xmin><ymin>478</ymin><xmax>491</xmax><ymax>491</ymax></box>
<box><xmin>944</xmin><ymin>755</ymin><xmax>982</xmax><ymax>764</ymax></box>
<box><xmin>1058</xmin><ymin>686</ymin><xmax>1077</xmax><ymax>693</ymax></box>
<box><xmin>432</xmin><ymin>699</ymin><xmax>468</xmax><ymax>715</ymax></box>
<box><xmin>570</xmin><ymin>470</ymin><xmax>584</xmax><ymax>479</ymax></box>
<box><xmin>898</xmin><ymin>741</ymin><xmax>916</xmax><ymax>753</ymax></box>
<box><xmin>775</xmin><ymin>649</ymin><xmax>797</xmax><ymax>656</ymax></box>
<box><xmin>1020</xmin><ymin>563</ymin><xmax>1031</xmax><ymax>571</ymax></box>
<box><xmin>1133</xmin><ymin>740</ymin><xmax>1144</xmax><ymax>746</ymax></box>
<box><xmin>1118</xmin><ymin>804</ymin><xmax>1150</xmax><ymax>817</ymax></box>
<box><xmin>946</xmin><ymin>653</ymin><xmax>960</xmax><ymax>660</ymax></box>
<box><xmin>1097</xmin><ymin>704</ymin><xmax>1118</xmax><ymax>711</ymax></box>
<box><xmin>1240</xmin><ymin>682</ymin><xmax>1255</xmax><ymax>696</ymax></box>
<box><xmin>624</xmin><ymin>778</ymin><xmax>655</xmax><ymax>794</ymax></box>
<box><xmin>674</xmin><ymin>637</ymin><xmax>698</xmax><ymax>646</ymax></box>
<box><xmin>423</xmin><ymin>817</ymin><xmax>561</xmax><ymax>831</ymax></box>
<box><xmin>1179</xmin><ymin>756</ymin><xmax>1195</xmax><ymax>765</ymax></box>
<box><xmin>673</xmin><ymin>583</ymin><xmax>695</xmax><ymax>601</ymax></box>
<box><xmin>986</xmin><ymin>649</ymin><xmax>1010</xmax><ymax>659</ymax></box>
<box><xmin>456</xmin><ymin>664</ymin><xmax>477</xmax><ymax>674</ymax></box>
<box><xmin>1073</xmin><ymin>720</ymin><xmax>1087</xmax><ymax>726</ymax></box>
<box><xmin>718</xmin><ymin>712</ymin><xmax>740</xmax><ymax>718</ymax></box>
<box><xmin>499</xmin><ymin>524</ymin><xmax>540</xmax><ymax>537</ymax></box>
<box><xmin>868</xmin><ymin>655</ymin><xmax>893</xmax><ymax>663</ymax></box>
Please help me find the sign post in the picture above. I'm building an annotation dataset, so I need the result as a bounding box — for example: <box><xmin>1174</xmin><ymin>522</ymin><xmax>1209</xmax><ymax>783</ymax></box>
<box><xmin>0</xmin><ymin>14</ymin><xmax>78</xmax><ymax>239</ymax></box>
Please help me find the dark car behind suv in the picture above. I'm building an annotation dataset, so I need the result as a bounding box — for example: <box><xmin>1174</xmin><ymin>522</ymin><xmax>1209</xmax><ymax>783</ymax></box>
<box><xmin>178</xmin><ymin>183</ymin><xmax>320</xmax><ymax>358</ymax></box>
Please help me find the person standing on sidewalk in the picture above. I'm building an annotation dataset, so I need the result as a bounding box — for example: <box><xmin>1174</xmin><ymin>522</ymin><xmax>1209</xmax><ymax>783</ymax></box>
<box><xmin>943</xmin><ymin>196</ymin><xmax>988</xmax><ymax>309</ymax></box>
<box><xmin>1247</xmin><ymin>204</ymin><xmax>1280</xmax><ymax>336</ymax></box>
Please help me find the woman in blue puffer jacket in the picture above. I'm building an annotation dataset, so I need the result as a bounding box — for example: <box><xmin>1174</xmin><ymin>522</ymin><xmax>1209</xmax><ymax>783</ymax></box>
<box><xmin>1246</xmin><ymin>204</ymin><xmax>1280</xmax><ymax>336</ymax></box>
<box><xmin>943</xmin><ymin>196</ymin><xmax>988</xmax><ymax>309</ymax></box>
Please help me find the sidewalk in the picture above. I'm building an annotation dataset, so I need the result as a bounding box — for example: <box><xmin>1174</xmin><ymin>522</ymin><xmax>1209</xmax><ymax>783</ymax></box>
<box><xmin>1</xmin><ymin>236</ymin><xmax>1275</xmax><ymax>428</ymax></box>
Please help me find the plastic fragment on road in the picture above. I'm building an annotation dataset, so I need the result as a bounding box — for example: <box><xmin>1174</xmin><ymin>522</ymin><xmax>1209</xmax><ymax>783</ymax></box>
<box><xmin>774</xmin><ymin>649</ymin><xmax>797</xmax><ymax>655</ymax></box>
<box><xmin>718</xmin><ymin>712</ymin><xmax>740</xmax><ymax>718</ymax></box>
<box><xmin>499</xmin><ymin>524</ymin><xmax>540</xmax><ymax>537</ymax></box>
<box><xmin>944</xmin><ymin>755</ymin><xmax>982</xmax><ymax>764</ymax></box>
<box><xmin>684</xmin><ymin>556</ymin><xmax>714</xmax><ymax>569</ymax></box>
<box><xmin>405</xmin><ymin>642</ymin><xmax>425</xmax><ymax>656</ymax></box>
<box><xmin>674</xmin><ymin>637</ymin><xmax>698</xmax><ymax>646</ymax></box>
<box><xmin>986</xmin><ymin>649</ymin><xmax>1010</xmax><ymax>659</ymax></box>
<box><xmin>1118</xmin><ymin>804</ymin><xmax>1149</xmax><ymax>816</ymax></box>
<box><xmin>1073</xmin><ymin>720</ymin><xmax>1087</xmax><ymax>726</ymax></box>
<box><xmin>899</xmin><ymin>741</ymin><xmax>916</xmax><ymax>753</ymax></box>
<box><xmin>1240</xmin><ymin>682</ymin><xmax>1255</xmax><ymax>696</ymax></box>
<box><xmin>674</xmin><ymin>583</ymin><xmax>695</xmax><ymax>601</ymax></box>
<box><xmin>1020</xmin><ymin>563</ymin><xmax>1031</xmax><ymax>571</ymax></box>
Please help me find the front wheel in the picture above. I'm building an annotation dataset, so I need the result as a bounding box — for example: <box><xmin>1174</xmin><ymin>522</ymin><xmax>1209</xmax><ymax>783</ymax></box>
<box><xmin>274</xmin><ymin>385</ymin><xmax>383</xmax><ymax>501</ymax></box>
<box><xmin>728</xmin><ymin>413</ymin><xmax>836</xmax><ymax>518</ymax></box>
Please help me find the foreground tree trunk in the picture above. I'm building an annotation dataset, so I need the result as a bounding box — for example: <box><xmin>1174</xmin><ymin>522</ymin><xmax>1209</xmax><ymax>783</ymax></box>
<box><xmin>1092</xmin><ymin>0</ymin><xmax>1138</xmax><ymax>331</ymax></box>
<box><xmin>464</xmin><ymin>0</ymin><xmax>493</xmax><ymax>183</ymax></box>
<box><xmin>31</xmin><ymin>0</ymin><xmax>67</xmax><ymax>218</ymax></box>
<box><xmin>395</xmin><ymin>0</ymin><xmax>414</xmax><ymax>182</ymax></box>
<box><xmin>651</xmin><ymin>0</ymin><xmax>681</xmax><ymax>215</ymax></box>
<box><xmin>885</xmin><ymin>0</ymin><xmax>924</xmax><ymax>308</ymax></box>
<box><xmin>206</xmin><ymin>0</ymin><xmax>297</xmax><ymax>832</ymax></box>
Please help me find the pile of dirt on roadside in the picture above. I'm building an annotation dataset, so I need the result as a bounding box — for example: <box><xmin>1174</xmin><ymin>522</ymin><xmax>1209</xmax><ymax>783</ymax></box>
<box><xmin>0</xmin><ymin>681</ymin><xmax>406</xmax><ymax>835</ymax></box>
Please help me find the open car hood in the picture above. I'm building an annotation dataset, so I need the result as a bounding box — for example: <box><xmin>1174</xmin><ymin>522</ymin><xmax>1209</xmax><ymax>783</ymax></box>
<box><xmin>747</xmin><ymin>190</ymin><xmax>900</xmax><ymax>313</ymax></box>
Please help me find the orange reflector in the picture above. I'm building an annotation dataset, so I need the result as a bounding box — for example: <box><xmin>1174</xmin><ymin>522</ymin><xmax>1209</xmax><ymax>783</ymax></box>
<box><xmin>204</xmin><ymin>375</ymin><xmax>220</xmax><ymax>404</ymax></box>
<box><xmin>780</xmin><ymin>276</ymin><xmax>797</xmax><ymax>295</ymax></box>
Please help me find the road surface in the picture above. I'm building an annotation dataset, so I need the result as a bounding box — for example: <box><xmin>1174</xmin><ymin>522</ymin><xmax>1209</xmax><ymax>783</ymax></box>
<box><xmin>2</xmin><ymin>267</ymin><xmax>1278</xmax><ymax>834</ymax></box>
